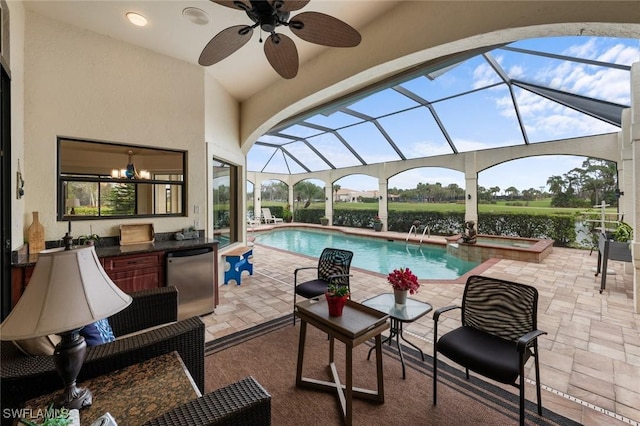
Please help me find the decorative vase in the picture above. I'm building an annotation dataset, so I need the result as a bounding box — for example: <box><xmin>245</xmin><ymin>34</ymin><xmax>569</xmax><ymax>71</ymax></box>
<box><xmin>326</xmin><ymin>293</ymin><xmax>348</xmax><ymax>317</ymax></box>
<box><xmin>394</xmin><ymin>289</ymin><xmax>408</xmax><ymax>305</ymax></box>
<box><xmin>373</xmin><ymin>222</ymin><xmax>383</xmax><ymax>232</ymax></box>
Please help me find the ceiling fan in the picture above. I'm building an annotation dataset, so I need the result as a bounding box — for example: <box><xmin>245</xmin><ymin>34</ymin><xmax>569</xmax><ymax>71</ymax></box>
<box><xmin>199</xmin><ymin>0</ymin><xmax>362</xmax><ymax>79</ymax></box>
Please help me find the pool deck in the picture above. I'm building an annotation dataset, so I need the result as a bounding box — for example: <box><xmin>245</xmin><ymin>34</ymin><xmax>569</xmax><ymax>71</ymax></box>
<box><xmin>206</xmin><ymin>224</ymin><xmax>639</xmax><ymax>425</ymax></box>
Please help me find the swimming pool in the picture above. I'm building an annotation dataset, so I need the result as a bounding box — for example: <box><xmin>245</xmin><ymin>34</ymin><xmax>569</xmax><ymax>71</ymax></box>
<box><xmin>253</xmin><ymin>228</ymin><xmax>479</xmax><ymax>279</ymax></box>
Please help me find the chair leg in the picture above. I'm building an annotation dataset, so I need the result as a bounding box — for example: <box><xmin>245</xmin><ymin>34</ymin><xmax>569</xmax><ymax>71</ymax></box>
<box><xmin>519</xmin><ymin>355</ymin><xmax>526</xmax><ymax>426</ymax></box>
<box><xmin>433</xmin><ymin>342</ymin><xmax>438</xmax><ymax>405</ymax></box>
<box><xmin>534</xmin><ymin>346</ymin><xmax>543</xmax><ymax>416</ymax></box>
<box><xmin>292</xmin><ymin>290</ymin><xmax>297</xmax><ymax>326</ymax></box>
<box><xmin>519</xmin><ymin>374</ymin><xmax>525</xmax><ymax>426</ymax></box>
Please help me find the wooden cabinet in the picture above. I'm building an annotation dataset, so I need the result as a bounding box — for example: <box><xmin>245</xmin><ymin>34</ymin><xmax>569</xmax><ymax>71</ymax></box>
<box><xmin>11</xmin><ymin>266</ymin><xmax>34</xmax><ymax>307</ymax></box>
<box><xmin>101</xmin><ymin>252</ymin><xmax>165</xmax><ymax>293</ymax></box>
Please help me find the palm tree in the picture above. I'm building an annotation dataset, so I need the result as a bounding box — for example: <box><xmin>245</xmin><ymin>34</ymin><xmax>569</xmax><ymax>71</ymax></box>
<box><xmin>490</xmin><ymin>186</ymin><xmax>500</xmax><ymax>200</ymax></box>
<box><xmin>505</xmin><ymin>186</ymin><xmax>519</xmax><ymax>200</ymax></box>
<box><xmin>333</xmin><ymin>184</ymin><xmax>341</xmax><ymax>202</ymax></box>
<box><xmin>546</xmin><ymin>176</ymin><xmax>564</xmax><ymax>195</ymax></box>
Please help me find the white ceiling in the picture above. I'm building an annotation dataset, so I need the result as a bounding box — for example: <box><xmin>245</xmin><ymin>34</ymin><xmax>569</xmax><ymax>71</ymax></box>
<box><xmin>23</xmin><ymin>1</ymin><xmax>395</xmax><ymax>101</ymax></box>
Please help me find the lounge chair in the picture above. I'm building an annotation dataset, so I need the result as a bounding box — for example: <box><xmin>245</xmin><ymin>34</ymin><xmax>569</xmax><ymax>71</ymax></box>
<box><xmin>262</xmin><ymin>208</ymin><xmax>283</xmax><ymax>224</ymax></box>
<box><xmin>247</xmin><ymin>211</ymin><xmax>261</xmax><ymax>227</ymax></box>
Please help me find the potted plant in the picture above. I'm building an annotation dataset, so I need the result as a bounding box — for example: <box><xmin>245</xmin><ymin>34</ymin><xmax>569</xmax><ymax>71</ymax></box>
<box><xmin>325</xmin><ymin>283</ymin><xmax>349</xmax><ymax>316</ymax></box>
<box><xmin>282</xmin><ymin>206</ymin><xmax>293</xmax><ymax>223</ymax></box>
<box><xmin>611</xmin><ymin>221</ymin><xmax>633</xmax><ymax>244</ymax></box>
<box><xmin>20</xmin><ymin>405</ymin><xmax>77</xmax><ymax>425</ymax></box>
<box><xmin>387</xmin><ymin>267</ymin><xmax>420</xmax><ymax>304</ymax></box>
<box><xmin>372</xmin><ymin>215</ymin><xmax>383</xmax><ymax>232</ymax></box>
<box><xmin>320</xmin><ymin>216</ymin><xmax>329</xmax><ymax>226</ymax></box>
<box><xmin>78</xmin><ymin>233</ymin><xmax>100</xmax><ymax>246</ymax></box>
<box><xmin>604</xmin><ymin>221</ymin><xmax>633</xmax><ymax>262</ymax></box>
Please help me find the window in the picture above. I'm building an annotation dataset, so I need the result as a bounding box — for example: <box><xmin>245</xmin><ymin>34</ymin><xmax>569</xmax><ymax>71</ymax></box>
<box><xmin>57</xmin><ymin>138</ymin><xmax>186</xmax><ymax>220</ymax></box>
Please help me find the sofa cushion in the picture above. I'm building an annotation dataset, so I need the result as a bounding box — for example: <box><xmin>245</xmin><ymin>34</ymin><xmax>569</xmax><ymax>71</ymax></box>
<box><xmin>13</xmin><ymin>334</ymin><xmax>62</xmax><ymax>356</ymax></box>
<box><xmin>80</xmin><ymin>319</ymin><xmax>116</xmax><ymax>346</ymax></box>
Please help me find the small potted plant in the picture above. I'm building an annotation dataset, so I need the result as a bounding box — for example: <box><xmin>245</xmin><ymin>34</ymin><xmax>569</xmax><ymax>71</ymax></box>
<box><xmin>325</xmin><ymin>283</ymin><xmax>349</xmax><ymax>316</ymax></box>
<box><xmin>282</xmin><ymin>206</ymin><xmax>293</xmax><ymax>223</ymax></box>
<box><xmin>320</xmin><ymin>216</ymin><xmax>329</xmax><ymax>226</ymax></box>
<box><xmin>78</xmin><ymin>233</ymin><xmax>100</xmax><ymax>246</ymax></box>
<box><xmin>19</xmin><ymin>404</ymin><xmax>77</xmax><ymax>425</ymax></box>
<box><xmin>372</xmin><ymin>215</ymin><xmax>383</xmax><ymax>232</ymax></box>
<box><xmin>387</xmin><ymin>267</ymin><xmax>420</xmax><ymax>304</ymax></box>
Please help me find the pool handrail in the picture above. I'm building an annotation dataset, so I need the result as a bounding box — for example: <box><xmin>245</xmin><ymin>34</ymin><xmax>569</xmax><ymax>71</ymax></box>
<box><xmin>407</xmin><ymin>224</ymin><xmax>431</xmax><ymax>245</ymax></box>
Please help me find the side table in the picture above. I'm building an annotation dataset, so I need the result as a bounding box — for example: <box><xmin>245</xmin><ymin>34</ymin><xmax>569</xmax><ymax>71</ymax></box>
<box><xmin>294</xmin><ymin>299</ymin><xmax>389</xmax><ymax>426</ymax></box>
<box><xmin>362</xmin><ymin>293</ymin><xmax>433</xmax><ymax>379</ymax></box>
<box><xmin>22</xmin><ymin>351</ymin><xmax>200</xmax><ymax>426</ymax></box>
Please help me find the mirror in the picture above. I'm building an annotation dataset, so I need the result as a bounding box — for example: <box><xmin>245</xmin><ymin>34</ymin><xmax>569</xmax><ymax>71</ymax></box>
<box><xmin>57</xmin><ymin>137</ymin><xmax>186</xmax><ymax>220</ymax></box>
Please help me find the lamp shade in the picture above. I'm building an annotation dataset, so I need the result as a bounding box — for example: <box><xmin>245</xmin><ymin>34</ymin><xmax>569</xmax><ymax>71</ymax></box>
<box><xmin>0</xmin><ymin>246</ymin><xmax>132</xmax><ymax>340</ymax></box>
<box><xmin>66</xmin><ymin>198</ymin><xmax>81</xmax><ymax>208</ymax></box>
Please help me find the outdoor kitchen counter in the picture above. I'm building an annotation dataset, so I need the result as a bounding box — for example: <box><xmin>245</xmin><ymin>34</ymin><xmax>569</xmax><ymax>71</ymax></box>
<box><xmin>11</xmin><ymin>237</ymin><xmax>218</xmax><ymax>267</ymax></box>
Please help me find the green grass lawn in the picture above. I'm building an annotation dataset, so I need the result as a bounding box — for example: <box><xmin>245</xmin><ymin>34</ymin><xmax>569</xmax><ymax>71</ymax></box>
<box><xmin>256</xmin><ymin>198</ymin><xmax>614</xmax><ymax>216</ymax></box>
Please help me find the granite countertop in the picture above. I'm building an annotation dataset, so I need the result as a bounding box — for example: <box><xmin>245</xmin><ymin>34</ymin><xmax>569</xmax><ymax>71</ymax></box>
<box><xmin>12</xmin><ymin>236</ymin><xmax>218</xmax><ymax>267</ymax></box>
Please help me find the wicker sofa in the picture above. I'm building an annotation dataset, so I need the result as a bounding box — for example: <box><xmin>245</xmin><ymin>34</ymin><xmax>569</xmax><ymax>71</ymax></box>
<box><xmin>143</xmin><ymin>376</ymin><xmax>271</xmax><ymax>426</ymax></box>
<box><xmin>1</xmin><ymin>286</ymin><xmax>205</xmax><ymax>423</ymax></box>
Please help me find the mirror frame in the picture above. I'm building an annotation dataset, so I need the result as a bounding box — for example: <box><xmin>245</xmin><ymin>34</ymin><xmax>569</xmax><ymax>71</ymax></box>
<box><xmin>56</xmin><ymin>136</ymin><xmax>187</xmax><ymax>221</ymax></box>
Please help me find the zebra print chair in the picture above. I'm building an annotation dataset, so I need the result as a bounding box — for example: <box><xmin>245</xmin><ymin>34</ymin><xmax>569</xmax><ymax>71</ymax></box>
<box><xmin>432</xmin><ymin>275</ymin><xmax>546</xmax><ymax>426</ymax></box>
<box><xmin>292</xmin><ymin>248</ymin><xmax>353</xmax><ymax>325</ymax></box>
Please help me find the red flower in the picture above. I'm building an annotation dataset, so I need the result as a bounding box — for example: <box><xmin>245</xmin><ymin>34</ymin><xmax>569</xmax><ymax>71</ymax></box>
<box><xmin>387</xmin><ymin>267</ymin><xmax>420</xmax><ymax>294</ymax></box>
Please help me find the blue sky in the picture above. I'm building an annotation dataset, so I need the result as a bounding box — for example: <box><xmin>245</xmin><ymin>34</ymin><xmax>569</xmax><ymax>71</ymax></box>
<box><xmin>249</xmin><ymin>36</ymin><xmax>639</xmax><ymax>194</ymax></box>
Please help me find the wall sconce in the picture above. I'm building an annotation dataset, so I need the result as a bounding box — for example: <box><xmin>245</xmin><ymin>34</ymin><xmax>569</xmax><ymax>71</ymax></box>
<box><xmin>467</xmin><ymin>194</ymin><xmax>472</xmax><ymax>200</ymax></box>
<box><xmin>325</xmin><ymin>197</ymin><xmax>328</xmax><ymax>201</ymax></box>
<box><xmin>257</xmin><ymin>197</ymin><xmax>260</xmax><ymax>201</ymax></box>
<box><xmin>379</xmin><ymin>196</ymin><xmax>383</xmax><ymax>200</ymax></box>
<box><xmin>615</xmin><ymin>189</ymin><xmax>624</xmax><ymax>198</ymax></box>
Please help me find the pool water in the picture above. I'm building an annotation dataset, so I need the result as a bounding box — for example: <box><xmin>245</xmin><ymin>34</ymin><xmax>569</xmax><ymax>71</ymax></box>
<box><xmin>253</xmin><ymin>228</ymin><xmax>478</xmax><ymax>279</ymax></box>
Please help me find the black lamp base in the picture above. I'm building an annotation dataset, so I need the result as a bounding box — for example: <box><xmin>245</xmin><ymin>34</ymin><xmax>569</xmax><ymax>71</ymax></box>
<box><xmin>54</xmin><ymin>329</ymin><xmax>93</xmax><ymax>410</ymax></box>
<box><xmin>58</xmin><ymin>384</ymin><xmax>93</xmax><ymax>410</ymax></box>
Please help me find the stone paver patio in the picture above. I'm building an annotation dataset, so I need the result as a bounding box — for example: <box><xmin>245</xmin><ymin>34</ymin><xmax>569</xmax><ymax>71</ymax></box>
<box><xmin>201</xmin><ymin>225</ymin><xmax>639</xmax><ymax>425</ymax></box>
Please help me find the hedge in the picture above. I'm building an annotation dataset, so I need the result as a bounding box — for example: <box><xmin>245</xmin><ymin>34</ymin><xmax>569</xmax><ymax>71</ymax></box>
<box><xmin>291</xmin><ymin>208</ymin><xmax>576</xmax><ymax>247</ymax></box>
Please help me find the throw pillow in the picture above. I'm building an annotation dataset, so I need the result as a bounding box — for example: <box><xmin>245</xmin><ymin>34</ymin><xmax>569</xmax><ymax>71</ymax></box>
<box><xmin>80</xmin><ymin>318</ymin><xmax>116</xmax><ymax>346</ymax></box>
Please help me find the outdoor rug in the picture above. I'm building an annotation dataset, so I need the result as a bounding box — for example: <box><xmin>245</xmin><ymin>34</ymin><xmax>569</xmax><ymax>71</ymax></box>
<box><xmin>204</xmin><ymin>315</ymin><xmax>580</xmax><ymax>425</ymax></box>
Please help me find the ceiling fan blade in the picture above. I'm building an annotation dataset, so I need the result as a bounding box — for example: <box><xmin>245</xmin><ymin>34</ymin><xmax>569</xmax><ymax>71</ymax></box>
<box><xmin>274</xmin><ymin>0</ymin><xmax>310</xmax><ymax>12</ymax></box>
<box><xmin>211</xmin><ymin>0</ymin><xmax>251</xmax><ymax>11</ymax></box>
<box><xmin>290</xmin><ymin>12</ymin><xmax>361</xmax><ymax>47</ymax></box>
<box><xmin>264</xmin><ymin>33</ymin><xmax>299</xmax><ymax>79</ymax></box>
<box><xmin>199</xmin><ymin>25</ymin><xmax>253</xmax><ymax>66</ymax></box>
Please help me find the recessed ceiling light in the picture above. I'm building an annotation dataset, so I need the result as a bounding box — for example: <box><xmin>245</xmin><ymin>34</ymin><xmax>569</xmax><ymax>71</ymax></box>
<box><xmin>183</xmin><ymin>7</ymin><xmax>209</xmax><ymax>25</ymax></box>
<box><xmin>126</xmin><ymin>12</ymin><xmax>148</xmax><ymax>27</ymax></box>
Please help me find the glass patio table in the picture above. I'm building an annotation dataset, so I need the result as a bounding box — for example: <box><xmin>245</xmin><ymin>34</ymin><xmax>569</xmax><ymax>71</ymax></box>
<box><xmin>362</xmin><ymin>293</ymin><xmax>433</xmax><ymax>379</ymax></box>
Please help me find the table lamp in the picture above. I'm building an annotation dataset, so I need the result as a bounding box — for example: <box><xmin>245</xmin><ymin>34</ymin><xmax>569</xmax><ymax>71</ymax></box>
<box><xmin>0</xmin><ymin>244</ymin><xmax>132</xmax><ymax>409</ymax></box>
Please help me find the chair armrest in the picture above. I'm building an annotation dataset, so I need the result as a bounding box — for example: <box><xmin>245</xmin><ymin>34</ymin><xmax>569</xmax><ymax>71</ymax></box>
<box><xmin>142</xmin><ymin>376</ymin><xmax>271</xmax><ymax>426</ymax></box>
<box><xmin>516</xmin><ymin>329</ymin><xmax>547</xmax><ymax>353</ymax></box>
<box><xmin>81</xmin><ymin>316</ymin><xmax>205</xmax><ymax>393</ymax></box>
<box><xmin>433</xmin><ymin>305</ymin><xmax>460</xmax><ymax>322</ymax></box>
<box><xmin>294</xmin><ymin>266</ymin><xmax>318</xmax><ymax>285</ymax></box>
<box><xmin>109</xmin><ymin>287</ymin><xmax>179</xmax><ymax>336</ymax></box>
<box><xmin>294</xmin><ymin>266</ymin><xmax>318</xmax><ymax>275</ymax></box>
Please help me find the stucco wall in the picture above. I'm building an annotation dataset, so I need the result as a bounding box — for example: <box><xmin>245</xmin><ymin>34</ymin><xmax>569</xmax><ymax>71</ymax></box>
<box><xmin>7</xmin><ymin>0</ymin><xmax>25</xmax><ymax>250</ymax></box>
<box><xmin>23</xmin><ymin>10</ymin><xmax>207</xmax><ymax>241</ymax></box>
<box><xmin>204</xmin><ymin>72</ymin><xmax>242</xmax><ymax>238</ymax></box>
